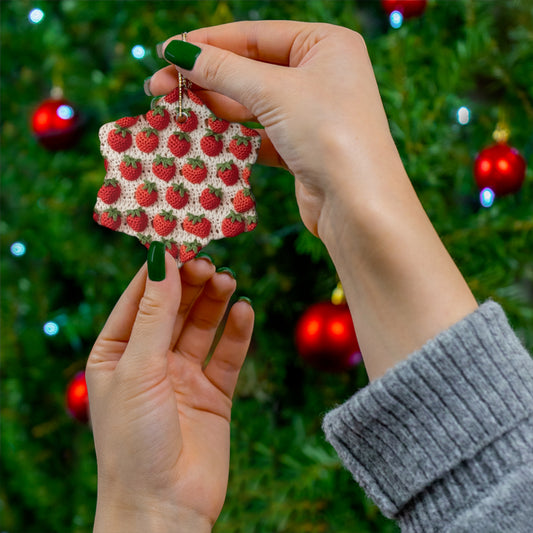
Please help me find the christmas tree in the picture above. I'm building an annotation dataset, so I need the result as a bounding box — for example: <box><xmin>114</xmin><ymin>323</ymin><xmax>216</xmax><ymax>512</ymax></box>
<box><xmin>1</xmin><ymin>1</ymin><xmax>531</xmax><ymax>532</ymax></box>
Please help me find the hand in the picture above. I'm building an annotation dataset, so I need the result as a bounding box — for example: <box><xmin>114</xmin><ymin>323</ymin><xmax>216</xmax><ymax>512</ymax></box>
<box><xmin>86</xmin><ymin>253</ymin><xmax>253</xmax><ymax>532</ymax></box>
<box><xmin>149</xmin><ymin>21</ymin><xmax>398</xmax><ymax>238</ymax></box>
<box><xmin>149</xmin><ymin>21</ymin><xmax>477</xmax><ymax>380</ymax></box>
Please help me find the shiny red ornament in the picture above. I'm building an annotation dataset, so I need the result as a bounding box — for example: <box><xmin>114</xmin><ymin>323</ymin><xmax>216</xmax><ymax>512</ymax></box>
<box><xmin>381</xmin><ymin>0</ymin><xmax>427</xmax><ymax>18</ymax></box>
<box><xmin>66</xmin><ymin>371</ymin><xmax>89</xmax><ymax>423</ymax></box>
<box><xmin>474</xmin><ymin>142</ymin><xmax>526</xmax><ymax>197</ymax></box>
<box><xmin>295</xmin><ymin>301</ymin><xmax>362</xmax><ymax>372</ymax></box>
<box><xmin>31</xmin><ymin>98</ymin><xmax>81</xmax><ymax>150</ymax></box>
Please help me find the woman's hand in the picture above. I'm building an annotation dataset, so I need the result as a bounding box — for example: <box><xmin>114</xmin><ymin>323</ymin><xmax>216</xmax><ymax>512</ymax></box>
<box><xmin>149</xmin><ymin>21</ymin><xmax>477</xmax><ymax>380</ymax></box>
<box><xmin>148</xmin><ymin>21</ymin><xmax>399</xmax><ymax>238</ymax></box>
<box><xmin>86</xmin><ymin>252</ymin><xmax>253</xmax><ymax>532</ymax></box>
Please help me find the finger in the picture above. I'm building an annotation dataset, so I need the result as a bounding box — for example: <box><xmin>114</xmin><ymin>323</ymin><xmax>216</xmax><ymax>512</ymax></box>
<box><xmin>169</xmin><ymin>257</ymin><xmax>216</xmax><ymax>348</ymax></box>
<box><xmin>88</xmin><ymin>263</ymin><xmax>148</xmax><ymax>363</ymax></box>
<box><xmin>184</xmin><ymin>20</ymin><xmax>317</xmax><ymax>66</ymax></box>
<box><xmin>174</xmin><ymin>271</ymin><xmax>236</xmax><ymax>365</ymax></box>
<box><xmin>121</xmin><ymin>252</ymin><xmax>181</xmax><ymax>369</ymax></box>
<box><xmin>204</xmin><ymin>299</ymin><xmax>254</xmax><ymax>399</ymax></box>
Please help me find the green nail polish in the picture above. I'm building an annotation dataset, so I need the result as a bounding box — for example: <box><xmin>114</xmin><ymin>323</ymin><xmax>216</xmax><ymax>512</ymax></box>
<box><xmin>147</xmin><ymin>241</ymin><xmax>166</xmax><ymax>281</ymax></box>
<box><xmin>164</xmin><ymin>40</ymin><xmax>201</xmax><ymax>71</ymax></box>
<box><xmin>240</xmin><ymin>121</ymin><xmax>265</xmax><ymax>130</ymax></box>
<box><xmin>195</xmin><ymin>251</ymin><xmax>213</xmax><ymax>264</ymax></box>
<box><xmin>216</xmin><ymin>266</ymin><xmax>236</xmax><ymax>279</ymax></box>
<box><xmin>238</xmin><ymin>296</ymin><xmax>252</xmax><ymax>306</ymax></box>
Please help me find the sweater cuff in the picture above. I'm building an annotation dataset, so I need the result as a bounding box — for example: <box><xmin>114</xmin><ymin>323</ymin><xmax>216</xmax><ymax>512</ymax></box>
<box><xmin>322</xmin><ymin>301</ymin><xmax>533</xmax><ymax>520</ymax></box>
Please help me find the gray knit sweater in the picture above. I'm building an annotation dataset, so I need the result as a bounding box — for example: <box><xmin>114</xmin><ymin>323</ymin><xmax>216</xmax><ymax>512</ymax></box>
<box><xmin>322</xmin><ymin>301</ymin><xmax>533</xmax><ymax>532</ymax></box>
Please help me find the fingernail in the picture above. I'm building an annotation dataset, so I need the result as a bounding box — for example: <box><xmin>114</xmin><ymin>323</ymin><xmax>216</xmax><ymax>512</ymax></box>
<box><xmin>164</xmin><ymin>40</ymin><xmax>202</xmax><ymax>71</ymax></box>
<box><xmin>195</xmin><ymin>251</ymin><xmax>213</xmax><ymax>264</ymax></box>
<box><xmin>216</xmin><ymin>266</ymin><xmax>236</xmax><ymax>279</ymax></box>
<box><xmin>156</xmin><ymin>42</ymin><xmax>165</xmax><ymax>59</ymax></box>
<box><xmin>147</xmin><ymin>241</ymin><xmax>166</xmax><ymax>281</ymax></box>
<box><xmin>143</xmin><ymin>77</ymin><xmax>152</xmax><ymax>96</ymax></box>
<box><xmin>240</xmin><ymin>121</ymin><xmax>265</xmax><ymax>130</ymax></box>
<box><xmin>238</xmin><ymin>296</ymin><xmax>252</xmax><ymax>306</ymax></box>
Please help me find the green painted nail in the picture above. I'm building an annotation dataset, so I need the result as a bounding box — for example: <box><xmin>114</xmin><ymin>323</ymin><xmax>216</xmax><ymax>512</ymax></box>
<box><xmin>216</xmin><ymin>266</ymin><xmax>236</xmax><ymax>279</ymax></box>
<box><xmin>195</xmin><ymin>251</ymin><xmax>213</xmax><ymax>264</ymax></box>
<box><xmin>240</xmin><ymin>121</ymin><xmax>265</xmax><ymax>130</ymax></box>
<box><xmin>164</xmin><ymin>40</ymin><xmax>202</xmax><ymax>71</ymax></box>
<box><xmin>238</xmin><ymin>296</ymin><xmax>252</xmax><ymax>306</ymax></box>
<box><xmin>147</xmin><ymin>241</ymin><xmax>166</xmax><ymax>281</ymax></box>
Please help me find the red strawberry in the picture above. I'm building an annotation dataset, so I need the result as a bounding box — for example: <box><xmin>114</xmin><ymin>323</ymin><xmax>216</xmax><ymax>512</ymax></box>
<box><xmin>137</xmin><ymin>233</ymin><xmax>152</xmax><ymax>249</ymax></box>
<box><xmin>166</xmin><ymin>183</ymin><xmax>189</xmax><ymax>209</ymax></box>
<box><xmin>135</xmin><ymin>180</ymin><xmax>158</xmax><ymax>207</ymax></box>
<box><xmin>217</xmin><ymin>160</ymin><xmax>239</xmax><ymax>186</ymax></box>
<box><xmin>98</xmin><ymin>178</ymin><xmax>121</xmax><ymax>204</ymax></box>
<box><xmin>233</xmin><ymin>188</ymin><xmax>255</xmax><ymax>213</ymax></box>
<box><xmin>229</xmin><ymin>135</ymin><xmax>252</xmax><ymax>160</ymax></box>
<box><xmin>182</xmin><ymin>157</ymin><xmax>208</xmax><ymax>184</ymax></box>
<box><xmin>245</xmin><ymin>215</ymin><xmax>258</xmax><ymax>232</ymax></box>
<box><xmin>183</xmin><ymin>213</ymin><xmax>211</xmax><ymax>238</ymax></box>
<box><xmin>240</xmin><ymin>124</ymin><xmax>260</xmax><ymax>137</ymax></box>
<box><xmin>152</xmin><ymin>155</ymin><xmax>176</xmax><ymax>182</ymax></box>
<box><xmin>100</xmin><ymin>207</ymin><xmax>122</xmax><ymax>230</ymax></box>
<box><xmin>116</xmin><ymin>116</ymin><xmax>139</xmax><ymax>128</ymax></box>
<box><xmin>221</xmin><ymin>211</ymin><xmax>245</xmax><ymax>237</ymax></box>
<box><xmin>208</xmin><ymin>113</ymin><xmax>230</xmax><ymax>133</ymax></box>
<box><xmin>120</xmin><ymin>155</ymin><xmax>142</xmax><ymax>181</ymax></box>
<box><xmin>107</xmin><ymin>125</ymin><xmax>132</xmax><ymax>152</ymax></box>
<box><xmin>187</xmin><ymin>89</ymin><xmax>205</xmax><ymax>106</ymax></box>
<box><xmin>164</xmin><ymin>88</ymin><xmax>180</xmax><ymax>104</ymax></box>
<box><xmin>153</xmin><ymin>210</ymin><xmax>177</xmax><ymax>236</ymax></box>
<box><xmin>167</xmin><ymin>131</ymin><xmax>191</xmax><ymax>157</ymax></box>
<box><xmin>146</xmin><ymin>106</ymin><xmax>170</xmax><ymax>130</ymax></box>
<box><xmin>162</xmin><ymin>239</ymin><xmax>179</xmax><ymax>258</ymax></box>
<box><xmin>179</xmin><ymin>240</ymin><xmax>202</xmax><ymax>262</ymax></box>
<box><xmin>177</xmin><ymin>108</ymin><xmax>198</xmax><ymax>132</ymax></box>
<box><xmin>200</xmin><ymin>129</ymin><xmax>223</xmax><ymax>157</ymax></box>
<box><xmin>200</xmin><ymin>185</ymin><xmax>223</xmax><ymax>210</ymax></box>
<box><xmin>93</xmin><ymin>210</ymin><xmax>100</xmax><ymax>224</ymax></box>
<box><xmin>242</xmin><ymin>163</ymin><xmax>252</xmax><ymax>185</ymax></box>
<box><xmin>126</xmin><ymin>208</ymin><xmax>148</xmax><ymax>232</ymax></box>
<box><xmin>136</xmin><ymin>127</ymin><xmax>159</xmax><ymax>153</ymax></box>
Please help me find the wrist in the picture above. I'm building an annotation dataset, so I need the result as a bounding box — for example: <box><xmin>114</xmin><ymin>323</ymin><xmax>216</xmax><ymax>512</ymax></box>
<box><xmin>94</xmin><ymin>494</ymin><xmax>212</xmax><ymax>533</ymax></box>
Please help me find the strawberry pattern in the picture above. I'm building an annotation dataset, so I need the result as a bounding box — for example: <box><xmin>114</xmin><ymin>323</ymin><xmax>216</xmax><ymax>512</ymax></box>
<box><xmin>94</xmin><ymin>87</ymin><xmax>260</xmax><ymax>265</ymax></box>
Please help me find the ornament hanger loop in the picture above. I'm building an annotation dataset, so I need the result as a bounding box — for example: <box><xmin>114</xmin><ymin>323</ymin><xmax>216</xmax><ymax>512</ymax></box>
<box><xmin>177</xmin><ymin>32</ymin><xmax>191</xmax><ymax>124</ymax></box>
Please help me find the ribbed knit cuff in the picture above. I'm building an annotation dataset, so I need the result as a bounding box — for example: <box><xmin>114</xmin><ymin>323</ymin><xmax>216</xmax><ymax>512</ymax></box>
<box><xmin>322</xmin><ymin>301</ymin><xmax>533</xmax><ymax>529</ymax></box>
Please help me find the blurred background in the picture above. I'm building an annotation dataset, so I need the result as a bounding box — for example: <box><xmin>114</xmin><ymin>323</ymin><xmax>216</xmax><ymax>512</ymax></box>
<box><xmin>1</xmin><ymin>1</ymin><xmax>532</xmax><ymax>531</ymax></box>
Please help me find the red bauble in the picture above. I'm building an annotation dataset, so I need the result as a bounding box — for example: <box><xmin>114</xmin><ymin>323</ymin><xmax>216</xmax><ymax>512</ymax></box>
<box><xmin>381</xmin><ymin>0</ymin><xmax>427</xmax><ymax>18</ymax></box>
<box><xmin>31</xmin><ymin>98</ymin><xmax>81</xmax><ymax>150</ymax></box>
<box><xmin>295</xmin><ymin>301</ymin><xmax>362</xmax><ymax>372</ymax></box>
<box><xmin>474</xmin><ymin>142</ymin><xmax>526</xmax><ymax>196</ymax></box>
<box><xmin>66</xmin><ymin>371</ymin><xmax>89</xmax><ymax>423</ymax></box>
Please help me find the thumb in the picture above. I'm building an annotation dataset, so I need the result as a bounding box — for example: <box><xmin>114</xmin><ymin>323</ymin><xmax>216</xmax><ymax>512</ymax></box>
<box><xmin>162</xmin><ymin>38</ymin><xmax>280</xmax><ymax>117</ymax></box>
<box><xmin>122</xmin><ymin>244</ymin><xmax>181</xmax><ymax>368</ymax></box>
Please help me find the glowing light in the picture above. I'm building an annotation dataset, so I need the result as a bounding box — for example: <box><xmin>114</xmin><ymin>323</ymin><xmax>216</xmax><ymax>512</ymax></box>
<box><xmin>306</xmin><ymin>319</ymin><xmax>320</xmax><ymax>336</ymax></box>
<box><xmin>457</xmin><ymin>106</ymin><xmax>470</xmax><ymax>125</ymax></box>
<box><xmin>480</xmin><ymin>187</ymin><xmax>495</xmax><ymax>208</ymax></box>
<box><xmin>131</xmin><ymin>45</ymin><xmax>146</xmax><ymax>59</ymax></box>
<box><xmin>43</xmin><ymin>321</ymin><xmax>59</xmax><ymax>336</ymax></box>
<box><xmin>479</xmin><ymin>160</ymin><xmax>491</xmax><ymax>174</ymax></box>
<box><xmin>329</xmin><ymin>321</ymin><xmax>346</xmax><ymax>337</ymax></box>
<box><xmin>390</xmin><ymin>10</ymin><xmax>403</xmax><ymax>29</ymax></box>
<box><xmin>29</xmin><ymin>8</ymin><xmax>45</xmax><ymax>24</ymax></box>
<box><xmin>497</xmin><ymin>158</ymin><xmax>510</xmax><ymax>172</ymax></box>
<box><xmin>56</xmin><ymin>104</ymin><xmax>74</xmax><ymax>120</ymax></box>
<box><xmin>10</xmin><ymin>242</ymin><xmax>26</xmax><ymax>257</ymax></box>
